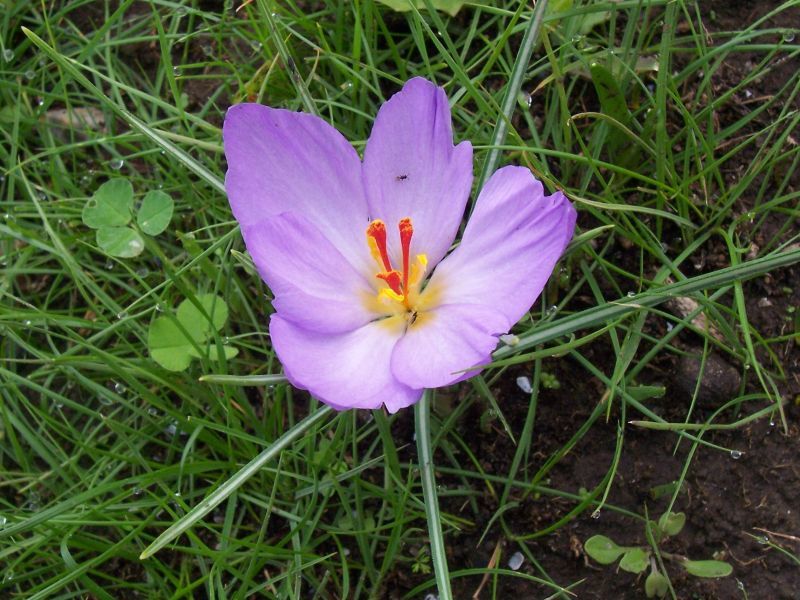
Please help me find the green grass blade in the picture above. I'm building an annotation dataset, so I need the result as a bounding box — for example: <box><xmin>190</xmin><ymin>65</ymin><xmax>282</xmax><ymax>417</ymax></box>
<box><xmin>139</xmin><ymin>405</ymin><xmax>334</xmax><ymax>559</ymax></box>
<box><xmin>414</xmin><ymin>389</ymin><xmax>453</xmax><ymax>600</ymax></box>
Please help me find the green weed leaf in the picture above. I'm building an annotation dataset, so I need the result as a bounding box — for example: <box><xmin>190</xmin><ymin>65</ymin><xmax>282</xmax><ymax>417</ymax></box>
<box><xmin>96</xmin><ymin>227</ymin><xmax>145</xmax><ymax>258</ymax></box>
<box><xmin>177</xmin><ymin>294</ymin><xmax>229</xmax><ymax>340</ymax></box>
<box><xmin>619</xmin><ymin>548</ymin><xmax>649</xmax><ymax>573</ymax></box>
<box><xmin>645</xmin><ymin>570</ymin><xmax>669</xmax><ymax>598</ymax></box>
<box><xmin>148</xmin><ymin>295</ymin><xmax>232</xmax><ymax>371</ymax></box>
<box><xmin>658</xmin><ymin>511</ymin><xmax>686</xmax><ymax>537</ymax></box>
<box><xmin>682</xmin><ymin>559</ymin><xmax>733</xmax><ymax>578</ymax></box>
<box><xmin>137</xmin><ymin>189</ymin><xmax>174</xmax><ymax>236</ymax></box>
<box><xmin>187</xmin><ymin>344</ymin><xmax>238</xmax><ymax>360</ymax></box>
<box><xmin>82</xmin><ymin>178</ymin><xmax>133</xmax><ymax>228</ymax></box>
<box><xmin>148</xmin><ymin>318</ymin><xmax>195</xmax><ymax>372</ymax></box>
<box><xmin>584</xmin><ymin>535</ymin><xmax>625</xmax><ymax>565</ymax></box>
<box><xmin>375</xmin><ymin>0</ymin><xmax>465</xmax><ymax>17</ymax></box>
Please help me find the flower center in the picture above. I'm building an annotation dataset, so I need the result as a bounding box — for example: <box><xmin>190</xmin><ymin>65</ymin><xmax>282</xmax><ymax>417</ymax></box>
<box><xmin>366</xmin><ymin>217</ymin><xmax>428</xmax><ymax>311</ymax></box>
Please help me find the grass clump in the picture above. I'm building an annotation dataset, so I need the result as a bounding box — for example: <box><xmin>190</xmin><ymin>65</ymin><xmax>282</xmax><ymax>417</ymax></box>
<box><xmin>1</xmin><ymin>1</ymin><xmax>799</xmax><ymax>598</ymax></box>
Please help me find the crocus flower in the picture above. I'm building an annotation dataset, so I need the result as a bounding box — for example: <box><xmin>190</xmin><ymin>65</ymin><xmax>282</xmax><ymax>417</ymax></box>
<box><xmin>223</xmin><ymin>77</ymin><xmax>576</xmax><ymax>412</ymax></box>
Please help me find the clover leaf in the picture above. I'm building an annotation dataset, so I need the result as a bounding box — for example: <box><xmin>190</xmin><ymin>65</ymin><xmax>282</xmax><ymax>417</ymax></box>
<box><xmin>148</xmin><ymin>294</ymin><xmax>237</xmax><ymax>372</ymax></box>
<box><xmin>96</xmin><ymin>227</ymin><xmax>145</xmax><ymax>258</ymax></box>
<box><xmin>83</xmin><ymin>178</ymin><xmax>174</xmax><ymax>259</ymax></box>
<box><xmin>137</xmin><ymin>190</ymin><xmax>174</xmax><ymax>236</ymax></box>
<box><xmin>82</xmin><ymin>178</ymin><xmax>134</xmax><ymax>228</ymax></box>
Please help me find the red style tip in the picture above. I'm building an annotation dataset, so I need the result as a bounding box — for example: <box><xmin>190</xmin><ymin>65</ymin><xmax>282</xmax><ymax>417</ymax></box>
<box><xmin>367</xmin><ymin>219</ymin><xmax>393</xmax><ymax>272</ymax></box>
<box><xmin>399</xmin><ymin>217</ymin><xmax>413</xmax><ymax>292</ymax></box>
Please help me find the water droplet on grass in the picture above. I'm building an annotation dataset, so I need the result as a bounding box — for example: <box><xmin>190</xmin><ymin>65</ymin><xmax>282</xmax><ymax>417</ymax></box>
<box><xmin>24</xmin><ymin>70</ymin><xmax>35</xmax><ymax>80</ymax></box>
<box><xmin>116</xmin><ymin>311</ymin><xmax>127</xmax><ymax>320</ymax></box>
<box><xmin>783</xmin><ymin>30</ymin><xmax>795</xmax><ymax>43</ymax></box>
<box><xmin>251</xmin><ymin>40</ymin><xmax>262</xmax><ymax>51</ymax></box>
<box><xmin>0</xmin><ymin>515</ymin><xmax>7</xmax><ymax>528</ymax></box>
<box><xmin>175</xmin><ymin>5</ymin><xmax>188</xmax><ymax>16</ymax></box>
<box><xmin>2</xmin><ymin>49</ymin><xmax>13</xmax><ymax>62</ymax></box>
<box><xmin>591</xmin><ymin>510</ymin><xmax>601</xmax><ymax>519</ymax></box>
<box><xmin>172</xmin><ymin>66</ymin><xmax>182</xmax><ymax>76</ymax></box>
<box><xmin>113</xmin><ymin>382</ymin><xmax>125</xmax><ymax>394</ymax></box>
<box><xmin>730</xmin><ymin>450</ymin><xmax>742</xmax><ymax>459</ymax></box>
<box><xmin>508</xmin><ymin>551</ymin><xmax>524</xmax><ymax>571</ymax></box>
<box><xmin>516</xmin><ymin>376</ymin><xmax>532</xmax><ymax>394</ymax></box>
<box><xmin>109</xmin><ymin>158</ymin><xmax>124</xmax><ymax>170</ymax></box>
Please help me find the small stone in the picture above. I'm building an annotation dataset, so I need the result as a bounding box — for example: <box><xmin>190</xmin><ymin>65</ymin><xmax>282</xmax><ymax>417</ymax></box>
<box><xmin>508</xmin><ymin>551</ymin><xmax>524</xmax><ymax>571</ymax></box>
<box><xmin>674</xmin><ymin>353</ymin><xmax>741</xmax><ymax>406</ymax></box>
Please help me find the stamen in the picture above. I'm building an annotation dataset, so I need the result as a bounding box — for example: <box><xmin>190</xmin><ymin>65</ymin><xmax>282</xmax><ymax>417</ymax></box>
<box><xmin>399</xmin><ymin>217</ymin><xmax>413</xmax><ymax>294</ymax></box>
<box><xmin>366</xmin><ymin>220</ymin><xmax>393</xmax><ymax>272</ymax></box>
<box><xmin>376</xmin><ymin>270</ymin><xmax>403</xmax><ymax>296</ymax></box>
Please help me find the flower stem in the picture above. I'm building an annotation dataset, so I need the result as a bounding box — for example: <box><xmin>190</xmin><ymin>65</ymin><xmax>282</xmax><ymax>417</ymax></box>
<box><xmin>414</xmin><ymin>389</ymin><xmax>453</xmax><ymax>600</ymax></box>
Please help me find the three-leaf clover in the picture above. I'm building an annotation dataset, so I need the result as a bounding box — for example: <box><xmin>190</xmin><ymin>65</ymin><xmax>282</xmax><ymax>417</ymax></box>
<box><xmin>82</xmin><ymin>178</ymin><xmax>173</xmax><ymax>258</ymax></box>
<box><xmin>148</xmin><ymin>294</ymin><xmax>238</xmax><ymax>371</ymax></box>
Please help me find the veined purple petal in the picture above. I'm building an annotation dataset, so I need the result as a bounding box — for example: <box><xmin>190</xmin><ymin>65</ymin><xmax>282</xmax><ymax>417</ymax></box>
<box><xmin>426</xmin><ymin>166</ymin><xmax>576</xmax><ymax>326</ymax></box>
<box><xmin>362</xmin><ymin>78</ymin><xmax>473</xmax><ymax>269</ymax></box>
<box><xmin>391</xmin><ymin>303</ymin><xmax>509</xmax><ymax>389</ymax></box>
<box><xmin>223</xmin><ymin>104</ymin><xmax>371</xmax><ymax>272</ymax></box>
<box><xmin>270</xmin><ymin>315</ymin><xmax>422</xmax><ymax>412</ymax></box>
<box><xmin>244</xmin><ymin>213</ymin><xmax>378</xmax><ymax>334</ymax></box>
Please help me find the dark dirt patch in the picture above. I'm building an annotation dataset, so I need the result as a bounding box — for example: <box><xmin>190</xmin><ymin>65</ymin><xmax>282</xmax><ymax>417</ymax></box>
<box><xmin>426</xmin><ymin>361</ymin><xmax>800</xmax><ymax>599</ymax></box>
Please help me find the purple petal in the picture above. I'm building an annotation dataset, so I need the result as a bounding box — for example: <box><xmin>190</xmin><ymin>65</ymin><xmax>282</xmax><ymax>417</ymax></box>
<box><xmin>362</xmin><ymin>78</ymin><xmax>473</xmax><ymax>269</ymax></box>
<box><xmin>244</xmin><ymin>213</ymin><xmax>378</xmax><ymax>334</ymax></box>
<box><xmin>223</xmin><ymin>104</ymin><xmax>371</xmax><ymax>272</ymax></box>
<box><xmin>390</xmin><ymin>303</ymin><xmax>509</xmax><ymax>389</ymax></box>
<box><xmin>427</xmin><ymin>166</ymin><xmax>576</xmax><ymax>326</ymax></box>
<box><xmin>270</xmin><ymin>315</ymin><xmax>423</xmax><ymax>412</ymax></box>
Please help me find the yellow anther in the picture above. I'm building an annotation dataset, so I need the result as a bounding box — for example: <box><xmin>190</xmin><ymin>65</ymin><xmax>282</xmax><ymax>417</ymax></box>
<box><xmin>379</xmin><ymin>288</ymin><xmax>405</xmax><ymax>303</ymax></box>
